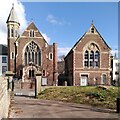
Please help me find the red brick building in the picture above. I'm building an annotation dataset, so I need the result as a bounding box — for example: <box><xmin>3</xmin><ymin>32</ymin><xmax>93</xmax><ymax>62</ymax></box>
<box><xmin>6</xmin><ymin>5</ymin><xmax>58</xmax><ymax>86</ymax></box>
<box><xmin>65</xmin><ymin>22</ymin><xmax>112</xmax><ymax>86</ymax></box>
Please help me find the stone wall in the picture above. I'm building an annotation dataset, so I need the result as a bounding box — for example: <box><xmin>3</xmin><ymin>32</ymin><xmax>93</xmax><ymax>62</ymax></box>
<box><xmin>0</xmin><ymin>76</ymin><xmax>10</xmax><ymax>119</ymax></box>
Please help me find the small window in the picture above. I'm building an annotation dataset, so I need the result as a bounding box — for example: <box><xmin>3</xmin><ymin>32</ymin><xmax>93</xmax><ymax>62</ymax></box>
<box><xmin>30</xmin><ymin>30</ymin><xmax>35</xmax><ymax>37</ymax></box>
<box><xmin>20</xmin><ymin>70</ymin><xmax>23</xmax><ymax>79</ymax></box>
<box><xmin>15</xmin><ymin>29</ymin><xmax>18</xmax><ymax>37</ymax></box>
<box><xmin>8</xmin><ymin>28</ymin><xmax>10</xmax><ymax>37</ymax></box>
<box><xmin>11</xmin><ymin>28</ymin><xmax>14</xmax><ymax>37</ymax></box>
<box><xmin>49</xmin><ymin>53</ymin><xmax>53</xmax><ymax>60</ymax></box>
<box><xmin>2</xmin><ymin>57</ymin><xmax>7</xmax><ymax>63</ymax></box>
<box><xmin>11</xmin><ymin>52</ymin><xmax>14</xmax><ymax>59</ymax></box>
<box><xmin>91</xmin><ymin>27</ymin><xmax>94</xmax><ymax>33</ymax></box>
<box><xmin>29</xmin><ymin>70</ymin><xmax>32</xmax><ymax>78</ymax></box>
<box><xmin>102</xmin><ymin>74</ymin><xmax>107</xmax><ymax>84</ymax></box>
<box><xmin>2</xmin><ymin>66</ymin><xmax>7</xmax><ymax>74</ymax></box>
<box><xmin>43</xmin><ymin>70</ymin><xmax>46</xmax><ymax>76</ymax></box>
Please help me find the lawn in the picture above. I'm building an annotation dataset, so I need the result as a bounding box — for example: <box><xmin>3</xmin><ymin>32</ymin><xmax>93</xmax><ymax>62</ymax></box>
<box><xmin>38</xmin><ymin>86</ymin><xmax>118</xmax><ymax>109</ymax></box>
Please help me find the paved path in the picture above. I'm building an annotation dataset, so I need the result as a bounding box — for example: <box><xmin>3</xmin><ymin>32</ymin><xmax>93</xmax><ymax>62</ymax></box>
<box><xmin>9</xmin><ymin>96</ymin><xmax>119</xmax><ymax>119</ymax></box>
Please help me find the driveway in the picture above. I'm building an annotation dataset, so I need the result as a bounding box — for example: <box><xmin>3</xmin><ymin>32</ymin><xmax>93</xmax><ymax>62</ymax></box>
<box><xmin>9</xmin><ymin>96</ymin><xmax>119</xmax><ymax>119</ymax></box>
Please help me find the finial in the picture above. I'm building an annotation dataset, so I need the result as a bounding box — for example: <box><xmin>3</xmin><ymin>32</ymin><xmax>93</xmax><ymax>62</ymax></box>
<box><xmin>31</xmin><ymin>18</ymin><xmax>33</xmax><ymax>22</ymax></box>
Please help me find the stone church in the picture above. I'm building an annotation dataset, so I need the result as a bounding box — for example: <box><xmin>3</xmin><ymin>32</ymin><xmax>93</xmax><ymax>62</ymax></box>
<box><xmin>6</xmin><ymin>5</ymin><xmax>58</xmax><ymax>86</ymax></box>
<box><xmin>64</xmin><ymin>22</ymin><xmax>112</xmax><ymax>86</ymax></box>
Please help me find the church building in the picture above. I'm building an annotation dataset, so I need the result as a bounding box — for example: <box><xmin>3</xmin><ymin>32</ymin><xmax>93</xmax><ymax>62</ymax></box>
<box><xmin>6</xmin><ymin>5</ymin><xmax>58</xmax><ymax>86</ymax></box>
<box><xmin>64</xmin><ymin>22</ymin><xmax>112</xmax><ymax>86</ymax></box>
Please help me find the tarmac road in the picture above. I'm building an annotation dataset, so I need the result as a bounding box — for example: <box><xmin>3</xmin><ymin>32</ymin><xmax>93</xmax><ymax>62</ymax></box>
<box><xmin>9</xmin><ymin>96</ymin><xmax>119</xmax><ymax>119</ymax></box>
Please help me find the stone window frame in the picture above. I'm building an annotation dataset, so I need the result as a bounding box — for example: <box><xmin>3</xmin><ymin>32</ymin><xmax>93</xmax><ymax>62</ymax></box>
<box><xmin>24</xmin><ymin>41</ymin><xmax>41</xmax><ymax>66</ymax></box>
<box><xmin>49</xmin><ymin>52</ymin><xmax>53</xmax><ymax>60</ymax></box>
<box><xmin>101</xmin><ymin>73</ymin><xmax>107</xmax><ymax>84</ymax></box>
<box><xmin>91</xmin><ymin>27</ymin><xmax>94</xmax><ymax>33</ymax></box>
<box><xmin>2</xmin><ymin>56</ymin><xmax>7</xmax><ymax>63</ymax></box>
<box><xmin>83</xmin><ymin>42</ymin><xmax>100</xmax><ymax>69</ymax></box>
<box><xmin>30</xmin><ymin>30</ymin><xmax>35</xmax><ymax>38</ymax></box>
<box><xmin>11</xmin><ymin>27</ymin><xmax>14</xmax><ymax>37</ymax></box>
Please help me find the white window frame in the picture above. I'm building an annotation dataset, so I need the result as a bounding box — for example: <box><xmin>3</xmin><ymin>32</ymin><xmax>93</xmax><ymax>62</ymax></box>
<box><xmin>30</xmin><ymin>30</ymin><xmax>35</xmax><ymax>37</ymax></box>
<box><xmin>49</xmin><ymin>53</ymin><xmax>53</xmax><ymax>60</ymax></box>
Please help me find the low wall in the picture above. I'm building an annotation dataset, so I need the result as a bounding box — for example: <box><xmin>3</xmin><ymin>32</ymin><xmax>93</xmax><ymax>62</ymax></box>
<box><xmin>0</xmin><ymin>76</ymin><xmax>10</xmax><ymax>119</ymax></box>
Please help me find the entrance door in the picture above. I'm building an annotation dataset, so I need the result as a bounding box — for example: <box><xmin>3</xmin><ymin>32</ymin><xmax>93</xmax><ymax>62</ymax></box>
<box><xmin>29</xmin><ymin>70</ymin><xmax>34</xmax><ymax>78</ymax></box>
<box><xmin>80</xmin><ymin>75</ymin><xmax>88</xmax><ymax>86</ymax></box>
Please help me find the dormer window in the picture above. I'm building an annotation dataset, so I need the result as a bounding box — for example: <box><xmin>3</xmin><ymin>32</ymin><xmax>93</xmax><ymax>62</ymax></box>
<box><xmin>30</xmin><ymin>30</ymin><xmax>35</xmax><ymax>37</ymax></box>
<box><xmin>91</xmin><ymin>27</ymin><xmax>94</xmax><ymax>33</ymax></box>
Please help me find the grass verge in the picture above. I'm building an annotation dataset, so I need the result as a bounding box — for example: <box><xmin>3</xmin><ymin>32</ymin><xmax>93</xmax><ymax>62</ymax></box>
<box><xmin>38</xmin><ymin>86</ymin><xmax>118</xmax><ymax>109</ymax></box>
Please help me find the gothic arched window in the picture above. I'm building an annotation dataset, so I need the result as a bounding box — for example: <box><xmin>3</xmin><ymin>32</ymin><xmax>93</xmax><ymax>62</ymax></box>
<box><xmin>95</xmin><ymin>51</ymin><xmax>100</xmax><ymax>67</ymax></box>
<box><xmin>24</xmin><ymin>41</ymin><xmax>41</xmax><ymax>66</ymax></box>
<box><xmin>90</xmin><ymin>51</ymin><xmax>94</xmax><ymax>67</ymax></box>
<box><xmin>84</xmin><ymin>50</ymin><xmax>89</xmax><ymax>67</ymax></box>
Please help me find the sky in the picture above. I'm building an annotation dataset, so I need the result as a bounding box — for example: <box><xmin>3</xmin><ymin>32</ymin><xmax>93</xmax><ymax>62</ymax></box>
<box><xmin>0</xmin><ymin>0</ymin><xmax>118</xmax><ymax>57</ymax></box>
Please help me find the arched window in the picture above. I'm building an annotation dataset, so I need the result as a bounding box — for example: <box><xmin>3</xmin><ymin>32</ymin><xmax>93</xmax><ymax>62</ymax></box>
<box><xmin>84</xmin><ymin>50</ymin><xmax>89</xmax><ymax>67</ymax></box>
<box><xmin>102</xmin><ymin>74</ymin><xmax>106</xmax><ymax>84</ymax></box>
<box><xmin>30</xmin><ymin>30</ymin><xmax>35</xmax><ymax>37</ymax></box>
<box><xmin>11</xmin><ymin>28</ymin><xmax>14</xmax><ymax>37</ymax></box>
<box><xmin>95</xmin><ymin>51</ymin><xmax>100</xmax><ymax>67</ymax></box>
<box><xmin>90</xmin><ymin>51</ymin><xmax>94</xmax><ymax>67</ymax></box>
<box><xmin>24</xmin><ymin>52</ymin><xmax>27</xmax><ymax>65</ymax></box>
<box><xmin>91</xmin><ymin>27</ymin><xmax>94</xmax><ymax>33</ymax></box>
<box><xmin>24</xmin><ymin>41</ymin><xmax>41</xmax><ymax>66</ymax></box>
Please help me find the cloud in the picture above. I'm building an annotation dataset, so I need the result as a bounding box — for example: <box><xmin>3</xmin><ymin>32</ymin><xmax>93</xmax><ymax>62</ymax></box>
<box><xmin>46</xmin><ymin>14</ymin><xmax>70</xmax><ymax>25</ymax></box>
<box><xmin>0</xmin><ymin>0</ymin><xmax>28</xmax><ymax>45</ymax></box>
<box><xmin>41</xmin><ymin>32</ymin><xmax>51</xmax><ymax>43</ymax></box>
<box><xmin>58</xmin><ymin>47</ymin><xmax>71</xmax><ymax>56</ymax></box>
<box><xmin>46</xmin><ymin>14</ymin><xmax>58</xmax><ymax>25</ymax></box>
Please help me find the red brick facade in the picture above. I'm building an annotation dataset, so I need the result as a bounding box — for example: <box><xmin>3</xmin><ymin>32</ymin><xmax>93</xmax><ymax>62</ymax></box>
<box><xmin>6</xmin><ymin>6</ymin><xmax>58</xmax><ymax>86</ymax></box>
<box><xmin>65</xmin><ymin>23</ymin><xmax>112</xmax><ymax>86</ymax></box>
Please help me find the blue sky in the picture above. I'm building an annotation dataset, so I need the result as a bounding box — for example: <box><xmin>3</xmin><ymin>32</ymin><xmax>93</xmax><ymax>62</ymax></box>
<box><xmin>22</xmin><ymin>2</ymin><xmax>118</xmax><ymax>56</ymax></box>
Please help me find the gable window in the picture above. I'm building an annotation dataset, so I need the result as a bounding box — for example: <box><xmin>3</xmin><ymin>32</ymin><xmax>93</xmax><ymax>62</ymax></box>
<box><xmin>30</xmin><ymin>30</ymin><xmax>35</xmax><ymax>37</ymax></box>
<box><xmin>24</xmin><ymin>41</ymin><xmax>41</xmax><ymax>66</ymax></box>
<box><xmin>91</xmin><ymin>27</ymin><xmax>94</xmax><ymax>33</ymax></box>
<box><xmin>84</xmin><ymin>49</ymin><xmax>100</xmax><ymax>68</ymax></box>
<box><xmin>2</xmin><ymin>57</ymin><xmax>7</xmax><ymax>63</ymax></box>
